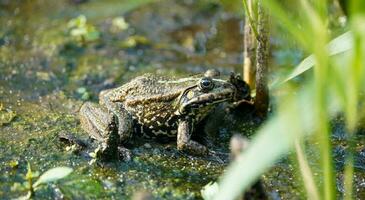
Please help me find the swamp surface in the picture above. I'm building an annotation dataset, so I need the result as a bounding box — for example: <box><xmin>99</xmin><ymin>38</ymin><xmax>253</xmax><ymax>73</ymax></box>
<box><xmin>0</xmin><ymin>0</ymin><xmax>365</xmax><ymax>199</ymax></box>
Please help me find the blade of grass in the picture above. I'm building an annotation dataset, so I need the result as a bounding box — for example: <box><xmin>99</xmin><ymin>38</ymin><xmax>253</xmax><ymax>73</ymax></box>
<box><xmin>343</xmin><ymin>15</ymin><xmax>365</xmax><ymax>199</ymax></box>
<box><xmin>294</xmin><ymin>139</ymin><xmax>320</xmax><ymax>200</ymax></box>
<box><xmin>242</xmin><ymin>0</ymin><xmax>258</xmax><ymax>39</ymax></box>
<box><xmin>344</xmin><ymin>154</ymin><xmax>354</xmax><ymax>200</ymax></box>
<box><xmin>214</xmin><ymin>86</ymin><xmax>315</xmax><ymax>200</ymax></box>
<box><xmin>300</xmin><ymin>0</ymin><xmax>336</xmax><ymax>198</ymax></box>
<box><xmin>278</xmin><ymin>31</ymin><xmax>353</xmax><ymax>85</ymax></box>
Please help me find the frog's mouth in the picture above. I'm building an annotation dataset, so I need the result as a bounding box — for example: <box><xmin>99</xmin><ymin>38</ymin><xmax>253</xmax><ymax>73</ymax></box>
<box><xmin>177</xmin><ymin>88</ymin><xmax>234</xmax><ymax>114</ymax></box>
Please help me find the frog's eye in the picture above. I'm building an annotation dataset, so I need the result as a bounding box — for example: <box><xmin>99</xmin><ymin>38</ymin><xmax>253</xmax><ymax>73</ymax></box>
<box><xmin>199</xmin><ymin>77</ymin><xmax>214</xmax><ymax>92</ymax></box>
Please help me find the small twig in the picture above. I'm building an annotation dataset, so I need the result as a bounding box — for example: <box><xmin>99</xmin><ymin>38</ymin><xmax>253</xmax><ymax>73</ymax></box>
<box><xmin>242</xmin><ymin>0</ymin><xmax>259</xmax><ymax>40</ymax></box>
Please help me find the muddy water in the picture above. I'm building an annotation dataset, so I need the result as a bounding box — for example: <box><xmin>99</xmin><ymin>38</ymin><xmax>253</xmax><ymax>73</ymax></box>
<box><xmin>0</xmin><ymin>1</ymin><xmax>246</xmax><ymax>199</ymax></box>
<box><xmin>1</xmin><ymin>0</ymin><xmax>364</xmax><ymax>199</ymax></box>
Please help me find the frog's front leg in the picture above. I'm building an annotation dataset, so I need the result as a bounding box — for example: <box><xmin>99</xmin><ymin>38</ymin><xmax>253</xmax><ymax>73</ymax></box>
<box><xmin>177</xmin><ymin>119</ymin><xmax>208</xmax><ymax>155</ymax></box>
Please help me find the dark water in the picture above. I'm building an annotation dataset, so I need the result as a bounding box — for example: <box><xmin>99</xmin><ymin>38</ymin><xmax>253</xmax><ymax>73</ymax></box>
<box><xmin>0</xmin><ymin>0</ymin><xmax>364</xmax><ymax>199</ymax></box>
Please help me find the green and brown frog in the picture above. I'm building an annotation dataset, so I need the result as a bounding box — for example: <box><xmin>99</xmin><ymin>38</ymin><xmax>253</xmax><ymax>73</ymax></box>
<box><xmin>79</xmin><ymin>70</ymin><xmax>249</xmax><ymax>160</ymax></box>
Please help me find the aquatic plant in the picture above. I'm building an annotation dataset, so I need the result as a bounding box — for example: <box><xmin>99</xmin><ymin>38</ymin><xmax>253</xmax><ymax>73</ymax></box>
<box><xmin>212</xmin><ymin>0</ymin><xmax>365</xmax><ymax>199</ymax></box>
<box><xmin>67</xmin><ymin>15</ymin><xmax>100</xmax><ymax>45</ymax></box>
<box><xmin>110</xmin><ymin>17</ymin><xmax>129</xmax><ymax>33</ymax></box>
<box><xmin>12</xmin><ymin>163</ymin><xmax>73</xmax><ymax>199</ymax></box>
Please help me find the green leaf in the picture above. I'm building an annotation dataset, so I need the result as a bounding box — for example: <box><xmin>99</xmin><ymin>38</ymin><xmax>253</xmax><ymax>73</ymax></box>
<box><xmin>201</xmin><ymin>182</ymin><xmax>219</xmax><ymax>200</ymax></box>
<box><xmin>214</xmin><ymin>87</ymin><xmax>316</xmax><ymax>200</ymax></box>
<box><xmin>33</xmin><ymin>167</ymin><xmax>73</xmax><ymax>187</ymax></box>
<box><xmin>25</xmin><ymin>162</ymin><xmax>33</xmax><ymax>180</ymax></box>
<box><xmin>111</xmin><ymin>17</ymin><xmax>129</xmax><ymax>31</ymax></box>
<box><xmin>67</xmin><ymin>15</ymin><xmax>87</xmax><ymax>29</ymax></box>
<box><xmin>59</xmin><ymin>175</ymin><xmax>104</xmax><ymax>199</ymax></box>
<box><xmin>277</xmin><ymin>31</ymin><xmax>353</xmax><ymax>85</ymax></box>
<box><xmin>85</xmin><ymin>31</ymin><xmax>100</xmax><ymax>42</ymax></box>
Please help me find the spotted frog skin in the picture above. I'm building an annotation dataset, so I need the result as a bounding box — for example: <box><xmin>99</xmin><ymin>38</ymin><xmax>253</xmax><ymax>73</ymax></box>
<box><xmin>79</xmin><ymin>71</ymin><xmax>247</xmax><ymax>160</ymax></box>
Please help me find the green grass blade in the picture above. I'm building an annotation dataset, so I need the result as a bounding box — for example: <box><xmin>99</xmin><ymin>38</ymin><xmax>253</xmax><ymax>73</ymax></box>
<box><xmin>214</xmin><ymin>116</ymin><xmax>294</xmax><ymax>200</ymax></box>
<box><xmin>214</xmin><ymin>88</ymin><xmax>315</xmax><ymax>200</ymax></box>
<box><xmin>294</xmin><ymin>139</ymin><xmax>320</xmax><ymax>200</ymax></box>
<box><xmin>279</xmin><ymin>31</ymin><xmax>353</xmax><ymax>84</ymax></box>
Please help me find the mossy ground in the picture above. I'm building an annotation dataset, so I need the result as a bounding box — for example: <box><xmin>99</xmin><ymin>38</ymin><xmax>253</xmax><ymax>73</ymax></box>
<box><xmin>1</xmin><ymin>0</ymin><xmax>365</xmax><ymax>199</ymax></box>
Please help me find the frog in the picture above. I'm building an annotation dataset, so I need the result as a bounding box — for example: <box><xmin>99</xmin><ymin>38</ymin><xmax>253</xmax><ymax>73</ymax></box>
<box><xmin>79</xmin><ymin>70</ymin><xmax>250</xmax><ymax>161</ymax></box>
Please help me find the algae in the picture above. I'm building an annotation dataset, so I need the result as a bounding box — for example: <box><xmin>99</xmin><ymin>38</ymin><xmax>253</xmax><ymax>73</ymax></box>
<box><xmin>1</xmin><ymin>0</ymin><xmax>364</xmax><ymax>199</ymax></box>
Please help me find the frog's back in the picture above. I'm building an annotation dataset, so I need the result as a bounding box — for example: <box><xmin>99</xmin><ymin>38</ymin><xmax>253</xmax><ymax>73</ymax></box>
<box><xmin>109</xmin><ymin>74</ymin><xmax>197</xmax><ymax>103</ymax></box>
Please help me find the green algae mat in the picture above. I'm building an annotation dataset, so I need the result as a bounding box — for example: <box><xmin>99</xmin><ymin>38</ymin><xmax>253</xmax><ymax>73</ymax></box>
<box><xmin>1</xmin><ymin>0</ymin><xmax>365</xmax><ymax>199</ymax></box>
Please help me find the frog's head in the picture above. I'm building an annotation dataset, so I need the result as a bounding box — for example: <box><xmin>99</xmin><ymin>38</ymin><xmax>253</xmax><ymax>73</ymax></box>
<box><xmin>176</xmin><ymin>76</ymin><xmax>238</xmax><ymax>115</ymax></box>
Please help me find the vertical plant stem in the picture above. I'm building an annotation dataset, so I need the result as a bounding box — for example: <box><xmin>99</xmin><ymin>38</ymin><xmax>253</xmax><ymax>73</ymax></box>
<box><xmin>254</xmin><ymin>0</ymin><xmax>269</xmax><ymax>118</ymax></box>
<box><xmin>28</xmin><ymin>178</ymin><xmax>34</xmax><ymax>198</ymax></box>
<box><xmin>26</xmin><ymin>162</ymin><xmax>34</xmax><ymax>198</ymax></box>
<box><xmin>242</xmin><ymin>0</ymin><xmax>258</xmax><ymax>38</ymax></box>
<box><xmin>314</xmin><ymin>59</ymin><xmax>334</xmax><ymax>200</ymax></box>
<box><xmin>344</xmin><ymin>0</ymin><xmax>365</xmax><ymax>197</ymax></box>
<box><xmin>313</xmin><ymin>40</ymin><xmax>334</xmax><ymax>200</ymax></box>
<box><xmin>314</xmin><ymin>38</ymin><xmax>334</xmax><ymax>200</ymax></box>
<box><xmin>294</xmin><ymin>139</ymin><xmax>320</xmax><ymax>200</ymax></box>
<box><xmin>344</xmin><ymin>151</ymin><xmax>354</xmax><ymax>200</ymax></box>
<box><xmin>298</xmin><ymin>0</ymin><xmax>334</xmax><ymax>198</ymax></box>
<box><xmin>344</xmin><ymin>27</ymin><xmax>363</xmax><ymax>199</ymax></box>
<box><xmin>243</xmin><ymin>0</ymin><xmax>257</xmax><ymax>89</ymax></box>
<box><xmin>345</xmin><ymin>0</ymin><xmax>365</xmax><ymax>196</ymax></box>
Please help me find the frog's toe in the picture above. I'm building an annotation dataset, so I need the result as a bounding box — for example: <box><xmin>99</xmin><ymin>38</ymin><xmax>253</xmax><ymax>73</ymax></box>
<box><xmin>96</xmin><ymin>142</ymin><xmax>119</xmax><ymax>161</ymax></box>
<box><xmin>118</xmin><ymin>146</ymin><xmax>132</xmax><ymax>162</ymax></box>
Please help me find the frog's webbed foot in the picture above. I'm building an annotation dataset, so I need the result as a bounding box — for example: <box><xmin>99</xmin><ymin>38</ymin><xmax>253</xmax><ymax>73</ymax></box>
<box><xmin>228</xmin><ymin>72</ymin><xmax>251</xmax><ymax>101</ymax></box>
<box><xmin>79</xmin><ymin>102</ymin><xmax>119</xmax><ymax>160</ymax></box>
<box><xmin>118</xmin><ymin>146</ymin><xmax>132</xmax><ymax>162</ymax></box>
<box><xmin>177</xmin><ymin>120</ymin><xmax>208</xmax><ymax>155</ymax></box>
